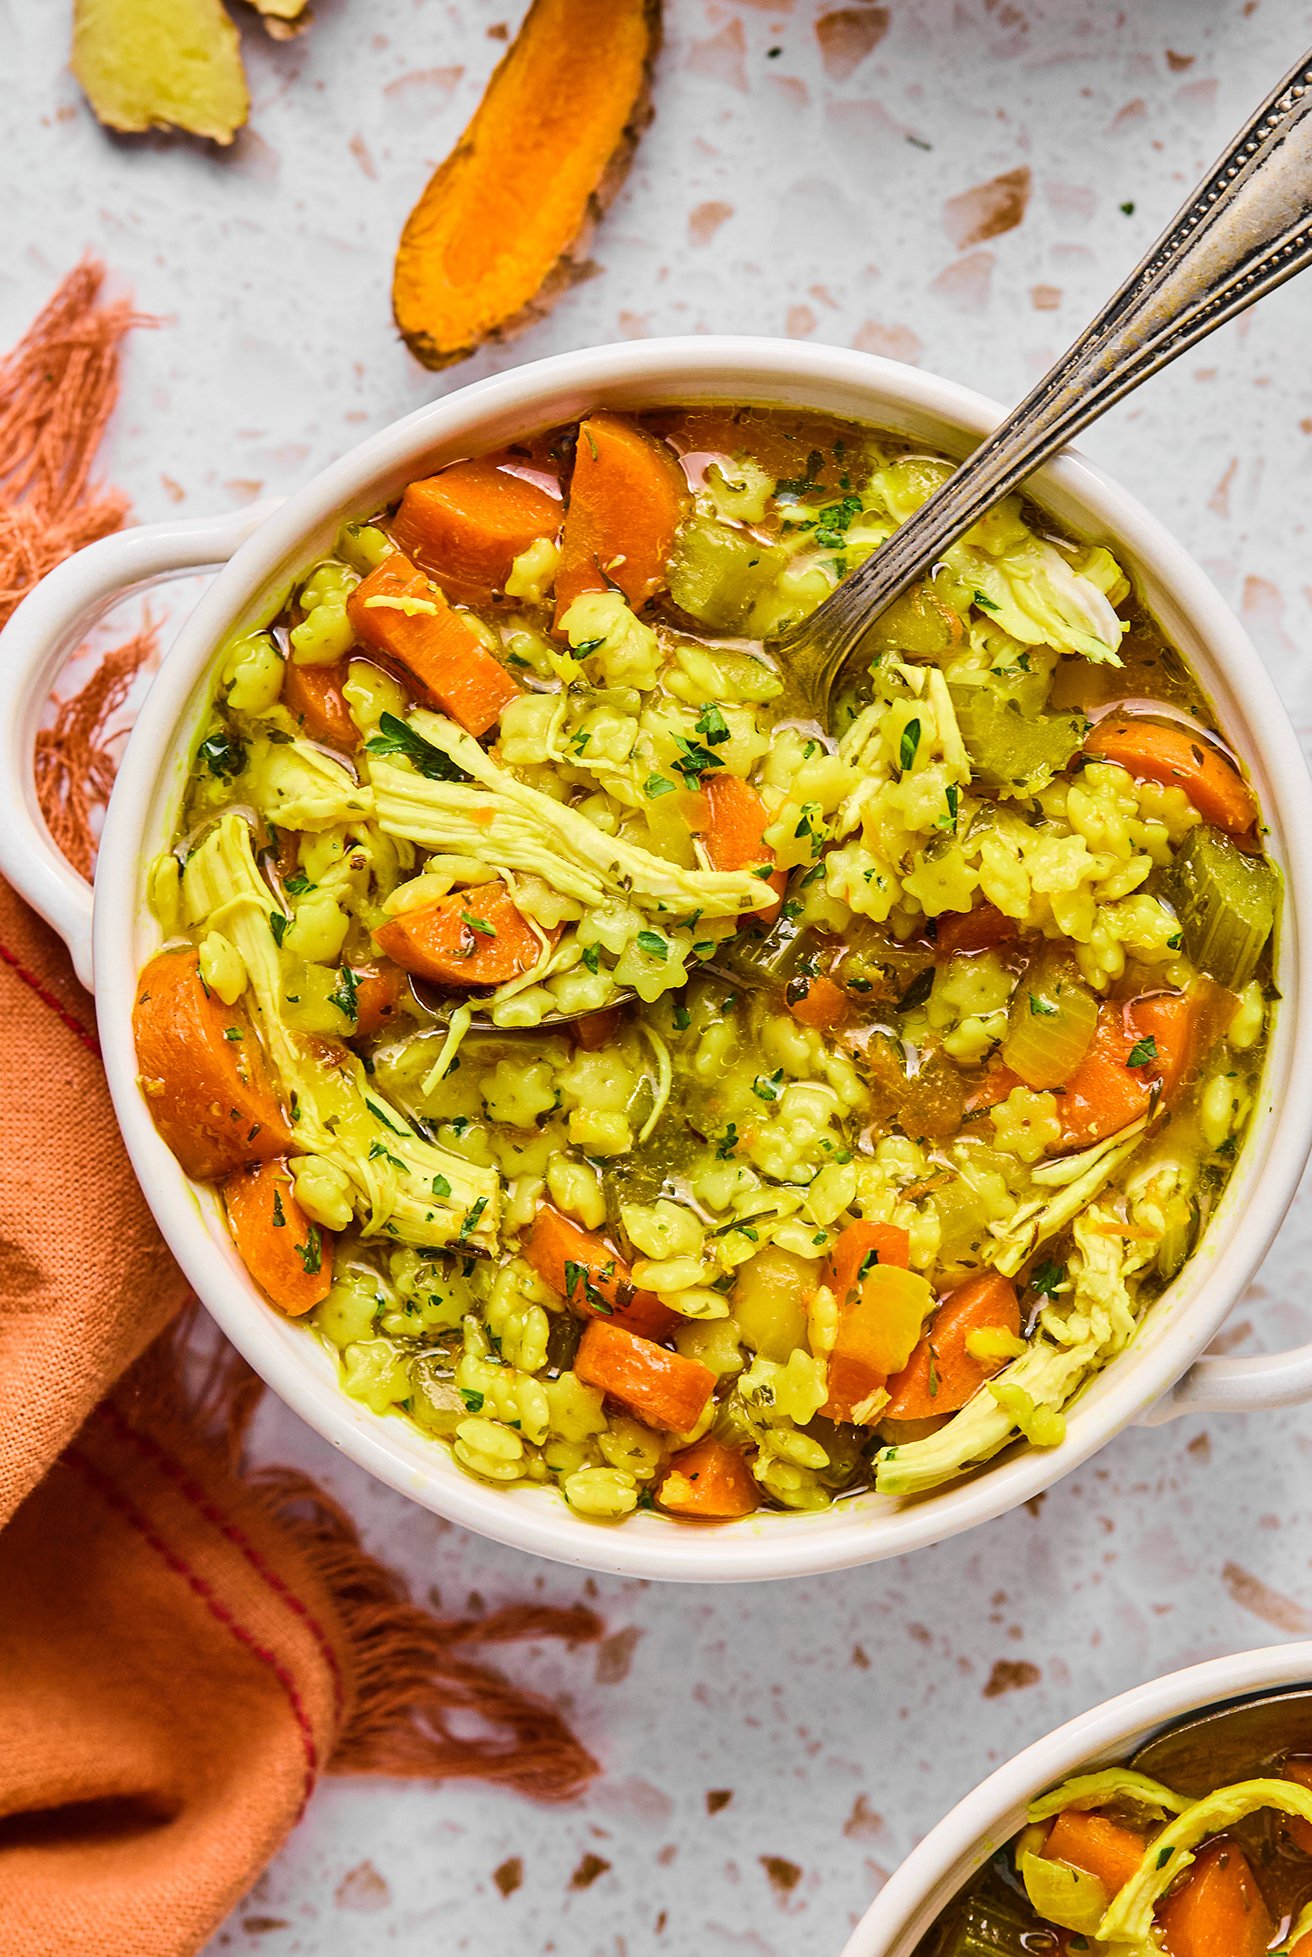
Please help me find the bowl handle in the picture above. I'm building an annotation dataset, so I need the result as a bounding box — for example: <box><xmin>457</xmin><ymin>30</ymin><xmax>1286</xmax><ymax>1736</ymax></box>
<box><xmin>1139</xmin><ymin>1341</ymin><xmax>1312</xmax><ymax>1423</ymax></box>
<box><xmin>0</xmin><ymin>503</ymin><xmax>282</xmax><ymax>989</ymax></box>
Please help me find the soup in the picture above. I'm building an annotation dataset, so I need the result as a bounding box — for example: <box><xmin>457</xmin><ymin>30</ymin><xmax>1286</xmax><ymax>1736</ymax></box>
<box><xmin>917</xmin><ymin>1693</ymin><xmax>1312</xmax><ymax>1955</ymax></box>
<box><xmin>132</xmin><ymin>404</ymin><xmax>1277</xmax><ymax>1524</ymax></box>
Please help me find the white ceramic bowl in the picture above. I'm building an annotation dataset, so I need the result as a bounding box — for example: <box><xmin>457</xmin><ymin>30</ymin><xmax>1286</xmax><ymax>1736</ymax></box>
<box><xmin>5</xmin><ymin>337</ymin><xmax>1312</xmax><ymax>1583</ymax></box>
<box><xmin>842</xmin><ymin>1638</ymin><xmax>1312</xmax><ymax>1955</ymax></box>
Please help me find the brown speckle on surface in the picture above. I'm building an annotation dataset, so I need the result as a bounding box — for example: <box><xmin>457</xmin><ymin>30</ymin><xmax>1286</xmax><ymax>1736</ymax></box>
<box><xmin>815</xmin><ymin>7</ymin><xmax>891</xmax><ymax>82</ymax></box>
<box><xmin>689</xmin><ymin>200</ymin><xmax>734</xmax><ymax>248</ymax></box>
<box><xmin>687</xmin><ymin>20</ymin><xmax>749</xmax><ymax>93</ymax></box>
<box><xmin>1166</xmin><ymin>48</ymin><xmax>1195</xmax><ymax>70</ymax></box>
<box><xmin>493</xmin><ymin>1858</ymin><xmax>523</xmax><ymax>1899</ymax></box>
<box><xmin>851</xmin><ymin>1642</ymin><xmax>871</xmax><ymax>1669</ymax></box>
<box><xmin>943</xmin><ymin>166</ymin><xmax>1031</xmax><ymax>250</ymax></box>
<box><xmin>1031</xmin><ymin>283</ymin><xmax>1062</xmax><ymax>310</ymax></box>
<box><xmin>571</xmin><ymin>1852</ymin><xmax>612</xmax><ymax>1891</ymax></box>
<box><xmin>1208</xmin><ymin>457</ymin><xmax>1238</xmax><ymax>518</ymax></box>
<box><xmin>786</xmin><ymin>302</ymin><xmax>817</xmax><ymax>337</ymax></box>
<box><xmin>853</xmin><ymin>318</ymin><xmax>923</xmax><ymax>364</ymax></box>
<box><xmin>843</xmin><ymin>1794</ymin><xmax>886</xmax><ymax>1841</ymax></box>
<box><xmin>241</xmin><ymin>1922</ymin><xmax>291</xmax><ymax>1937</ymax></box>
<box><xmin>595</xmin><ymin>1624</ymin><xmax>643</xmax><ymax>1684</ymax></box>
<box><xmin>761</xmin><ymin>1854</ymin><xmax>802</xmax><ymax>1897</ymax></box>
<box><xmin>707</xmin><ymin>1788</ymin><xmax>733</xmax><ymax>1813</ymax></box>
<box><xmin>383</xmin><ymin>66</ymin><xmax>465</xmax><ymax>106</ymax></box>
<box><xmin>1222</xmin><ymin>1562</ymin><xmax>1312</xmax><ymax>1633</ymax></box>
<box><xmin>1187</xmin><ymin>1431</ymin><xmax>1212</xmax><ymax>1462</ymax></box>
<box><xmin>335</xmin><ymin>1861</ymin><xmax>390</xmax><ymax>1912</ymax></box>
<box><xmin>347</xmin><ymin>134</ymin><xmax>378</xmax><ymax>181</ymax></box>
<box><xmin>983</xmin><ymin>1659</ymin><xmax>1041</xmax><ymax>1698</ymax></box>
<box><xmin>931</xmin><ymin>250</ymin><xmax>995</xmax><ymax>311</ymax></box>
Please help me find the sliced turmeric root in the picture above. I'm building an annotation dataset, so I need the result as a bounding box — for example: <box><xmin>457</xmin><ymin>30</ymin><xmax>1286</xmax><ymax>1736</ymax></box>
<box><xmin>554</xmin><ymin>413</ymin><xmax>689</xmax><ymax>623</ymax></box>
<box><xmin>72</xmin><ymin>0</ymin><xmax>250</xmax><ymax>143</ymax></box>
<box><xmin>133</xmin><ymin>947</ymin><xmax>293</xmax><ymax>1180</ymax></box>
<box><xmin>373</xmin><ymin>881</ymin><xmax>554</xmax><ymax>988</ymax></box>
<box><xmin>393</xmin><ymin>0</ymin><xmax>661</xmax><ymax>369</ymax></box>
<box><xmin>223</xmin><ymin>1159</ymin><xmax>332</xmax><ymax>1316</ymax></box>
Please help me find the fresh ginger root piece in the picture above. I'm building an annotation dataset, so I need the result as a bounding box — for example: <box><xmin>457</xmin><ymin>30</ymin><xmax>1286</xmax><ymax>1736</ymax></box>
<box><xmin>393</xmin><ymin>0</ymin><xmax>662</xmax><ymax>369</ymax></box>
<box><xmin>72</xmin><ymin>0</ymin><xmax>250</xmax><ymax>143</ymax></box>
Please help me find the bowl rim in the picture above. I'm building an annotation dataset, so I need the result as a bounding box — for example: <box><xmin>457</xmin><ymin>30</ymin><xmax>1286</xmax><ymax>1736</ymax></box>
<box><xmin>93</xmin><ymin>334</ymin><xmax>1312</xmax><ymax>1582</ymax></box>
<box><xmin>839</xmin><ymin>1637</ymin><xmax>1312</xmax><ymax>1955</ymax></box>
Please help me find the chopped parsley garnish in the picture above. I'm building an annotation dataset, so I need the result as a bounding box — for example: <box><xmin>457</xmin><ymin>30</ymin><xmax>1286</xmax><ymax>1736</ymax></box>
<box><xmin>368</xmin><ymin>1139</ymin><xmax>406</xmax><ymax>1169</ymax></box>
<box><xmin>927</xmin><ymin>1350</ymin><xmax>940</xmax><ymax>1399</ymax></box>
<box><xmin>271</xmin><ymin>1188</ymin><xmax>286</xmax><ymax>1229</ymax></box>
<box><xmin>671</xmin><ymin>735</ymin><xmax>724</xmax><ymax>785</ymax></box>
<box><xmin>695</xmin><ymin>703</ymin><xmax>732</xmax><ymax>746</ymax></box>
<box><xmin>329</xmin><ymin>965</ymin><xmax>360</xmax><ymax>1023</ymax></box>
<box><xmin>581</xmin><ymin>944</ymin><xmax>601</xmax><ymax>973</ymax></box>
<box><xmin>224</xmin><ymin>1027</ymin><xmax>243</xmax><ymax>1041</ymax></box>
<box><xmin>899</xmin><ymin>718</ymin><xmax>922</xmax><ymax>773</ymax></box>
<box><xmin>1031</xmin><ymin>1260</ymin><xmax>1065</xmax><ymax>1298</ymax></box>
<box><xmin>269</xmin><ymin>911</ymin><xmax>289</xmax><ymax>947</ymax></box>
<box><xmin>459</xmin><ymin>1195</ymin><xmax>489</xmax><ymax>1238</ymax></box>
<box><xmin>935</xmin><ymin>783</ymin><xmax>960</xmax><ymax>833</ymax></box>
<box><xmin>365</xmin><ymin>1097</ymin><xmax>406</xmax><ymax>1135</ymax></box>
<box><xmin>672</xmin><ymin>1001</ymin><xmax>691</xmax><ymax>1032</ymax></box>
<box><xmin>198</xmin><ymin>728</ymin><xmax>247</xmax><ymax>779</ymax></box>
<box><xmin>636</xmin><ymin>929</ymin><xmax>668</xmax><ymax>960</ymax></box>
<box><xmin>461</xmin><ymin>910</ymin><xmax>497</xmax><ymax>938</ymax></box>
<box><xmin>972</xmin><ymin>589</ymin><xmax>1001</xmax><ymax>614</ymax></box>
<box><xmin>715</xmin><ymin>1123</ymin><xmax>739</xmax><ymax>1159</ymax></box>
<box><xmin>1126</xmin><ymin>1035</ymin><xmax>1158</xmax><ymax>1069</ymax></box>
<box><xmin>752</xmin><ymin>1069</ymin><xmax>784</xmax><ymax>1102</ymax></box>
<box><xmin>858</xmin><ymin>1248</ymin><xmax>880</xmax><ymax>1278</ymax></box>
<box><xmin>283</xmin><ymin>870</ymin><xmax>315</xmax><ymax>896</ymax></box>
<box><xmin>432</xmin><ymin>1174</ymin><xmax>452</xmax><ymax>1200</ymax></box>
<box><xmin>295</xmin><ymin>1225</ymin><xmax>323</xmax><ymax>1275</ymax></box>
<box><xmin>459</xmin><ymin>1388</ymin><xmax>485</xmax><ymax>1413</ymax></box>
<box><xmin>811</xmin><ymin>493</ymin><xmax>863</xmax><ymax>548</ymax></box>
<box><xmin>1029</xmin><ymin>993</ymin><xmax>1057</xmax><ymax>1017</ymax></box>
<box><xmin>364</xmin><ymin>712</ymin><xmax>469</xmax><ymax>782</ymax></box>
<box><xmin>644</xmin><ymin>773</ymin><xmax>676</xmax><ymax>798</ymax></box>
<box><xmin>896</xmin><ymin>966</ymin><xmax>936</xmax><ymax>1013</ymax></box>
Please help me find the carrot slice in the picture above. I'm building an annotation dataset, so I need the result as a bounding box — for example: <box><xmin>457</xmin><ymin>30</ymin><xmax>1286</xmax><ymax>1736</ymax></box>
<box><xmin>222</xmin><ymin>1159</ymin><xmax>332</xmax><ymax>1317</ymax></box>
<box><xmin>523</xmin><ymin>1203</ymin><xmax>675</xmax><ymax>1340</ymax></box>
<box><xmin>1157</xmin><ymin>1839</ymin><xmax>1274</xmax><ymax>1957</ymax></box>
<box><xmin>656</xmin><ymin>1436</ymin><xmax>759</xmax><ymax>1519</ymax></box>
<box><xmin>1084</xmin><ymin>716</ymin><xmax>1258</xmax><ymax>837</ymax></box>
<box><xmin>788</xmin><ymin>972</ymin><xmax>848</xmax><ymax>1033</ymax></box>
<box><xmin>1295</xmin><ymin>1936</ymin><xmax>1312</xmax><ymax>1957</ymax></box>
<box><xmin>702</xmin><ymin>773</ymin><xmax>786</xmax><ymax>924</ymax></box>
<box><xmin>392</xmin><ymin>457</ymin><xmax>560</xmax><ymax>607</ymax></box>
<box><xmin>883</xmin><ymin>1272</ymin><xmax>1020</xmax><ymax>1421</ymax></box>
<box><xmin>934</xmin><ymin>903</ymin><xmax>1019</xmax><ymax>959</ymax></box>
<box><xmin>373</xmin><ymin>881</ymin><xmax>552</xmax><ymax>988</ymax></box>
<box><xmin>554</xmin><ymin>412</ymin><xmax>689</xmax><ymax>623</ymax></box>
<box><xmin>574</xmin><ymin>1318</ymin><xmax>715</xmax><ymax>1433</ymax></box>
<box><xmin>1058</xmin><ymin>992</ymin><xmax>1199</xmax><ymax>1149</ymax></box>
<box><xmin>573</xmin><ymin>1005</ymin><xmax>625</xmax><ymax>1051</ymax></box>
<box><xmin>822</xmin><ymin>1223</ymin><xmax>922</xmax><ymax>1423</ymax></box>
<box><xmin>282</xmin><ymin>655</ymin><xmax>357</xmax><ymax>748</ymax></box>
<box><xmin>346</xmin><ymin>552</ymin><xmax>519</xmax><ymax>736</ymax></box>
<box><xmin>1041</xmin><ymin>1808</ymin><xmax>1148</xmax><ymax>1896</ymax></box>
<box><xmin>349</xmin><ymin>961</ymin><xmax>407</xmax><ymax>1042</ymax></box>
<box><xmin>133</xmin><ymin>948</ymin><xmax>293</xmax><ymax>1181</ymax></box>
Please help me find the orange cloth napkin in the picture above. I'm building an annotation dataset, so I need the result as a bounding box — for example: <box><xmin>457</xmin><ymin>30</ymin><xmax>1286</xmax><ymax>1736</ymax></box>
<box><xmin>0</xmin><ymin>267</ymin><xmax>600</xmax><ymax>1957</ymax></box>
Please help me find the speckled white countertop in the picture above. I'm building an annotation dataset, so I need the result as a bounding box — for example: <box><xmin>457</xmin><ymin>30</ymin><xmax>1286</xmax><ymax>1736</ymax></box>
<box><xmin>9</xmin><ymin>1</ymin><xmax>1312</xmax><ymax>1951</ymax></box>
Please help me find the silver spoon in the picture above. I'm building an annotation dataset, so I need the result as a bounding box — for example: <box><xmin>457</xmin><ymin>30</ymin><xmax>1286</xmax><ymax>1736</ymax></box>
<box><xmin>777</xmin><ymin>45</ymin><xmax>1312</xmax><ymax>720</ymax></box>
<box><xmin>468</xmin><ymin>48</ymin><xmax>1312</xmax><ymax>1029</ymax></box>
<box><xmin>1131</xmin><ymin>1684</ymin><xmax>1312</xmax><ymax>1795</ymax></box>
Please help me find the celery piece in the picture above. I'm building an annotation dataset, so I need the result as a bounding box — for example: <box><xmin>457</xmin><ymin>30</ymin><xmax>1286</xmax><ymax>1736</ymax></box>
<box><xmin>668</xmin><ymin>516</ymin><xmax>784</xmax><ymax>631</ymax></box>
<box><xmin>1169</xmin><ymin>824</ymin><xmax>1278</xmax><ymax>990</ymax></box>
<box><xmin>949</xmin><ymin>684</ymin><xmax>1087</xmax><ymax>793</ymax></box>
<box><xmin>926</xmin><ymin>1867</ymin><xmax>1045</xmax><ymax>1957</ymax></box>
<box><xmin>865</xmin><ymin>584</ymin><xmax>964</xmax><ymax>658</ymax></box>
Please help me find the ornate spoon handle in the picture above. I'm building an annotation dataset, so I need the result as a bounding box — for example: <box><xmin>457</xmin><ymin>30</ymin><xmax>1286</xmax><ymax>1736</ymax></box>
<box><xmin>786</xmin><ymin>48</ymin><xmax>1312</xmax><ymax>685</ymax></box>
